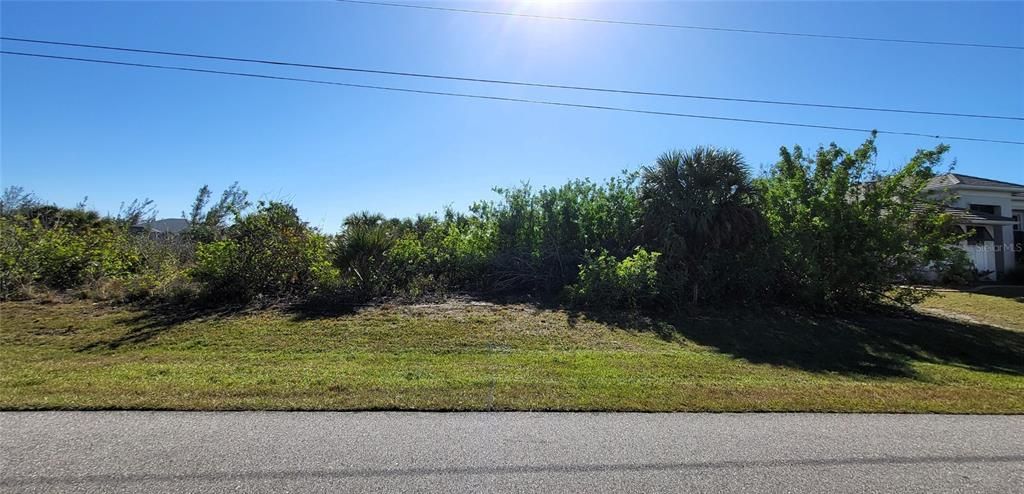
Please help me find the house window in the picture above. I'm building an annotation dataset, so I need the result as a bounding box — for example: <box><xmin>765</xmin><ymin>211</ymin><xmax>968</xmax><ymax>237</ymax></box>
<box><xmin>1013</xmin><ymin>211</ymin><xmax>1024</xmax><ymax>231</ymax></box>
<box><xmin>969</xmin><ymin>204</ymin><xmax>997</xmax><ymax>215</ymax></box>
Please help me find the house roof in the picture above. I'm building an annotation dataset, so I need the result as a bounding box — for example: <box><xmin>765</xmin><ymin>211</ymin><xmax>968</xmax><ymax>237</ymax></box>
<box><xmin>926</xmin><ymin>173</ymin><xmax>1024</xmax><ymax>190</ymax></box>
<box><xmin>132</xmin><ymin>218</ymin><xmax>190</xmax><ymax>234</ymax></box>
<box><xmin>942</xmin><ymin>206</ymin><xmax>1016</xmax><ymax>225</ymax></box>
<box><xmin>911</xmin><ymin>204</ymin><xmax>1016</xmax><ymax>224</ymax></box>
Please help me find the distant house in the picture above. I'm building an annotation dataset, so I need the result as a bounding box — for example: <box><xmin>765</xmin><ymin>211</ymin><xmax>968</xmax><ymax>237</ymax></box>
<box><xmin>924</xmin><ymin>173</ymin><xmax>1023</xmax><ymax>280</ymax></box>
<box><xmin>130</xmin><ymin>218</ymin><xmax>190</xmax><ymax>239</ymax></box>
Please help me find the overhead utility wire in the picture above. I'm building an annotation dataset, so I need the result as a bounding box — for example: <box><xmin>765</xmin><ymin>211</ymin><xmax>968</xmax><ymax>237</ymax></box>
<box><xmin>3</xmin><ymin>50</ymin><xmax>1022</xmax><ymax>146</ymax></box>
<box><xmin>335</xmin><ymin>0</ymin><xmax>1024</xmax><ymax>51</ymax></box>
<box><xmin>2</xmin><ymin>36</ymin><xmax>1020</xmax><ymax>122</ymax></box>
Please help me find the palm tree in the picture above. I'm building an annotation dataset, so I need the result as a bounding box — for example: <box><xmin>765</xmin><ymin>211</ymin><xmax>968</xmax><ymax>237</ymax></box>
<box><xmin>638</xmin><ymin>147</ymin><xmax>764</xmax><ymax>303</ymax></box>
<box><xmin>334</xmin><ymin>212</ymin><xmax>396</xmax><ymax>293</ymax></box>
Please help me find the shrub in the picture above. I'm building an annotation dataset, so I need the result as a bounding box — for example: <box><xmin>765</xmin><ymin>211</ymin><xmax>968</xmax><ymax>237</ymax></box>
<box><xmin>0</xmin><ymin>218</ymin><xmax>37</xmax><ymax>298</ymax></box>
<box><xmin>473</xmin><ymin>173</ymin><xmax>640</xmax><ymax>294</ymax></box>
<box><xmin>191</xmin><ymin>201</ymin><xmax>332</xmax><ymax>301</ymax></box>
<box><xmin>927</xmin><ymin>248</ymin><xmax>976</xmax><ymax>286</ymax></box>
<box><xmin>0</xmin><ymin>217</ymin><xmax>142</xmax><ymax>299</ymax></box>
<box><xmin>419</xmin><ymin>211</ymin><xmax>494</xmax><ymax>289</ymax></box>
<box><xmin>758</xmin><ymin>135</ymin><xmax>960</xmax><ymax>308</ymax></box>
<box><xmin>569</xmin><ymin>248</ymin><xmax>660</xmax><ymax>309</ymax></box>
<box><xmin>331</xmin><ymin>212</ymin><xmax>401</xmax><ymax>297</ymax></box>
<box><xmin>192</xmin><ymin>240</ymin><xmax>239</xmax><ymax>293</ymax></box>
<box><xmin>330</xmin><ymin>210</ymin><xmax>498</xmax><ymax>298</ymax></box>
<box><xmin>82</xmin><ymin>236</ymin><xmax>195</xmax><ymax>302</ymax></box>
<box><xmin>382</xmin><ymin>234</ymin><xmax>428</xmax><ymax>292</ymax></box>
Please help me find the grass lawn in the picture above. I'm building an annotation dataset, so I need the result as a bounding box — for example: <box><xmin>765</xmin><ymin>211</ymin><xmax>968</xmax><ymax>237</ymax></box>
<box><xmin>916</xmin><ymin>287</ymin><xmax>1024</xmax><ymax>331</ymax></box>
<box><xmin>1</xmin><ymin>291</ymin><xmax>1022</xmax><ymax>413</ymax></box>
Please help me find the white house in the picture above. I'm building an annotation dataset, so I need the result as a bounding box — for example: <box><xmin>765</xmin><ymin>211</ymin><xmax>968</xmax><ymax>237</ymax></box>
<box><xmin>924</xmin><ymin>173</ymin><xmax>1023</xmax><ymax>280</ymax></box>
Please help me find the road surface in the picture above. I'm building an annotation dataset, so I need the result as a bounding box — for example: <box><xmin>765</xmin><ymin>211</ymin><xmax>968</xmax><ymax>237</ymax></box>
<box><xmin>2</xmin><ymin>412</ymin><xmax>1022</xmax><ymax>493</ymax></box>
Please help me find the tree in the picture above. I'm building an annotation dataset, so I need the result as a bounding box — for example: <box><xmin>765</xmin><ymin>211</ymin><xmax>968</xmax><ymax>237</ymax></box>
<box><xmin>184</xmin><ymin>182</ymin><xmax>251</xmax><ymax>243</ymax></box>
<box><xmin>0</xmin><ymin>186</ymin><xmax>41</xmax><ymax>217</ymax></box>
<box><xmin>758</xmin><ymin>135</ymin><xmax>959</xmax><ymax>308</ymax></box>
<box><xmin>638</xmin><ymin>147</ymin><xmax>767</xmax><ymax>305</ymax></box>
<box><xmin>332</xmin><ymin>211</ymin><xmax>400</xmax><ymax>294</ymax></box>
<box><xmin>186</xmin><ymin>185</ymin><xmax>212</xmax><ymax>226</ymax></box>
<box><xmin>192</xmin><ymin>201</ymin><xmax>330</xmax><ymax>300</ymax></box>
<box><xmin>116</xmin><ymin>198</ymin><xmax>157</xmax><ymax>227</ymax></box>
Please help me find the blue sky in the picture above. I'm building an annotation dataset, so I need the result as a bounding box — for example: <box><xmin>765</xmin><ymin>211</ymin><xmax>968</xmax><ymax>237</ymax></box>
<box><xmin>2</xmin><ymin>1</ymin><xmax>1022</xmax><ymax>231</ymax></box>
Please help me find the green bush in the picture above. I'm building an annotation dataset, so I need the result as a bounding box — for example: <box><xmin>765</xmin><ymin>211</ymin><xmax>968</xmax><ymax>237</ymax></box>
<box><xmin>930</xmin><ymin>248</ymin><xmax>977</xmax><ymax>286</ymax></box>
<box><xmin>192</xmin><ymin>240</ymin><xmax>238</xmax><ymax>291</ymax></box>
<box><xmin>183</xmin><ymin>183</ymin><xmax>251</xmax><ymax>244</ymax></box>
<box><xmin>191</xmin><ymin>201</ymin><xmax>333</xmax><ymax>301</ymax></box>
<box><xmin>332</xmin><ymin>210</ymin><xmax>495</xmax><ymax>299</ymax></box>
<box><xmin>758</xmin><ymin>135</ymin><xmax>961</xmax><ymax>308</ymax></box>
<box><xmin>472</xmin><ymin>173</ymin><xmax>640</xmax><ymax>294</ymax></box>
<box><xmin>331</xmin><ymin>212</ymin><xmax>401</xmax><ymax>297</ymax></box>
<box><xmin>569</xmin><ymin>248</ymin><xmax>660</xmax><ymax>309</ymax></box>
<box><xmin>419</xmin><ymin>211</ymin><xmax>493</xmax><ymax>289</ymax></box>
<box><xmin>382</xmin><ymin>234</ymin><xmax>428</xmax><ymax>292</ymax></box>
<box><xmin>86</xmin><ymin>236</ymin><xmax>196</xmax><ymax>302</ymax></box>
<box><xmin>0</xmin><ymin>217</ymin><xmax>142</xmax><ymax>299</ymax></box>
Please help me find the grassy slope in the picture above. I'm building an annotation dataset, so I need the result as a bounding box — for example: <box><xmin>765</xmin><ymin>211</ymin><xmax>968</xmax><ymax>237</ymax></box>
<box><xmin>916</xmin><ymin>288</ymin><xmax>1024</xmax><ymax>331</ymax></box>
<box><xmin>1</xmin><ymin>291</ymin><xmax>1022</xmax><ymax>412</ymax></box>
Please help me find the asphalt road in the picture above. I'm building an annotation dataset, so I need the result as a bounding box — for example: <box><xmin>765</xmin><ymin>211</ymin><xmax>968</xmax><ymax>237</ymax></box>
<box><xmin>2</xmin><ymin>412</ymin><xmax>1022</xmax><ymax>493</ymax></box>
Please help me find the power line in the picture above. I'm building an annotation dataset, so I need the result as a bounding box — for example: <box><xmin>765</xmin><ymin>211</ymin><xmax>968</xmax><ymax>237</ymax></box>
<box><xmin>3</xmin><ymin>50</ymin><xmax>1022</xmax><ymax>146</ymax></box>
<box><xmin>336</xmin><ymin>0</ymin><xmax>1024</xmax><ymax>51</ymax></box>
<box><xmin>3</xmin><ymin>36</ymin><xmax>1020</xmax><ymax>122</ymax></box>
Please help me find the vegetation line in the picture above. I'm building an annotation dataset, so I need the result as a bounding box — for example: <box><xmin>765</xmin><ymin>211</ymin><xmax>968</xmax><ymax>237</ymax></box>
<box><xmin>1</xmin><ymin>133</ymin><xmax>993</xmax><ymax>312</ymax></box>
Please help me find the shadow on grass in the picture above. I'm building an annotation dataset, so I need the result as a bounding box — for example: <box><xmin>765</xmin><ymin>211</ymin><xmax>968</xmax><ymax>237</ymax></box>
<box><xmin>75</xmin><ymin>297</ymin><xmax>365</xmax><ymax>351</ymax></box>
<box><xmin>77</xmin><ymin>302</ymin><xmax>246</xmax><ymax>351</ymax></box>
<box><xmin>73</xmin><ymin>291</ymin><xmax>1024</xmax><ymax>380</ymax></box>
<box><xmin>578</xmin><ymin>307</ymin><xmax>1024</xmax><ymax>378</ymax></box>
<box><xmin>967</xmin><ymin>285</ymin><xmax>1024</xmax><ymax>302</ymax></box>
<box><xmin>283</xmin><ymin>299</ymin><xmax>360</xmax><ymax>321</ymax></box>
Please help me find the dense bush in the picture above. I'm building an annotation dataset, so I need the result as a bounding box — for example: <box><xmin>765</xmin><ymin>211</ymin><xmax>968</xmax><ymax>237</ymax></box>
<box><xmin>933</xmin><ymin>249</ymin><xmax>980</xmax><ymax>285</ymax></box>
<box><xmin>330</xmin><ymin>210</ymin><xmax>495</xmax><ymax>299</ymax></box>
<box><xmin>417</xmin><ymin>210</ymin><xmax>493</xmax><ymax>289</ymax></box>
<box><xmin>473</xmin><ymin>174</ymin><xmax>640</xmax><ymax>294</ymax></box>
<box><xmin>569</xmin><ymin>248</ymin><xmax>660</xmax><ymax>309</ymax></box>
<box><xmin>192</xmin><ymin>201</ymin><xmax>334</xmax><ymax>301</ymax></box>
<box><xmin>0</xmin><ymin>217</ymin><xmax>142</xmax><ymax>298</ymax></box>
<box><xmin>758</xmin><ymin>135</ymin><xmax>959</xmax><ymax>309</ymax></box>
<box><xmin>2</xmin><ymin>138</ymin><xmax>968</xmax><ymax>310</ymax></box>
<box><xmin>330</xmin><ymin>212</ymin><xmax>401</xmax><ymax>297</ymax></box>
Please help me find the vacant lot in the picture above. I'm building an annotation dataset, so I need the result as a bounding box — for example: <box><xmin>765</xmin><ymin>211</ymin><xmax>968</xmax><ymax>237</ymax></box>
<box><xmin>2</xmin><ymin>290</ymin><xmax>1022</xmax><ymax>412</ymax></box>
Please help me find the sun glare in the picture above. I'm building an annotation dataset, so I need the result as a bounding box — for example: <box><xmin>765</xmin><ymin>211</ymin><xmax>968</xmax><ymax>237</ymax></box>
<box><xmin>520</xmin><ymin>0</ymin><xmax>574</xmax><ymax>15</ymax></box>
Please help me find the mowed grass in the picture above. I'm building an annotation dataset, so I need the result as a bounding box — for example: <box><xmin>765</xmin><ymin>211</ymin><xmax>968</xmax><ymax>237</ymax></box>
<box><xmin>1</xmin><ymin>291</ymin><xmax>1022</xmax><ymax>413</ymax></box>
<box><xmin>916</xmin><ymin>287</ymin><xmax>1024</xmax><ymax>331</ymax></box>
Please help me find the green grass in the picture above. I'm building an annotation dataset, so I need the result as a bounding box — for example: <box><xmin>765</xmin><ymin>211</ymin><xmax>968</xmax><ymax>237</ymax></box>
<box><xmin>1</xmin><ymin>292</ymin><xmax>1022</xmax><ymax>412</ymax></box>
<box><xmin>916</xmin><ymin>287</ymin><xmax>1024</xmax><ymax>331</ymax></box>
